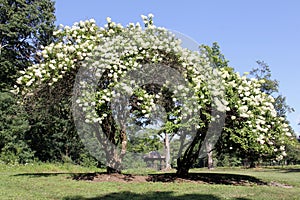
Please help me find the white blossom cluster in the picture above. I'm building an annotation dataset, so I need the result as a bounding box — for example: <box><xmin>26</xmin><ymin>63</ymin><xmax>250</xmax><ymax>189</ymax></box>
<box><xmin>14</xmin><ymin>19</ymin><xmax>99</xmax><ymax>94</ymax></box>
<box><xmin>220</xmin><ymin>68</ymin><xmax>293</xmax><ymax>161</ymax></box>
<box><xmin>15</xmin><ymin>14</ymin><xmax>294</xmax><ymax>161</ymax></box>
<box><xmin>71</xmin><ymin>15</ymin><xmax>219</xmax><ymax>131</ymax></box>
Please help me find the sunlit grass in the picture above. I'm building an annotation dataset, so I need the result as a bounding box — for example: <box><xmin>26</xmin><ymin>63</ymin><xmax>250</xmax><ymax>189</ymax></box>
<box><xmin>0</xmin><ymin>163</ymin><xmax>299</xmax><ymax>200</ymax></box>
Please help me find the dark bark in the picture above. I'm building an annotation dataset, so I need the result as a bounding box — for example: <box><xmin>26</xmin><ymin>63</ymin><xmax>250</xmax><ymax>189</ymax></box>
<box><xmin>175</xmin><ymin>164</ymin><xmax>190</xmax><ymax>178</ymax></box>
<box><xmin>249</xmin><ymin>160</ymin><xmax>256</xmax><ymax>168</ymax></box>
<box><xmin>176</xmin><ymin>127</ymin><xmax>207</xmax><ymax>177</ymax></box>
<box><xmin>106</xmin><ymin>166</ymin><xmax>121</xmax><ymax>174</ymax></box>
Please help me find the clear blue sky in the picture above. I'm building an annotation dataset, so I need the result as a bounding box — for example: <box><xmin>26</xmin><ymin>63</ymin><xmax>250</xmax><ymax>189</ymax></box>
<box><xmin>55</xmin><ymin>0</ymin><xmax>300</xmax><ymax>136</ymax></box>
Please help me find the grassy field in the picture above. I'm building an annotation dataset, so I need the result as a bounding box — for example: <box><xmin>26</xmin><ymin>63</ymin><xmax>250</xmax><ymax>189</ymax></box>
<box><xmin>0</xmin><ymin>163</ymin><xmax>299</xmax><ymax>200</ymax></box>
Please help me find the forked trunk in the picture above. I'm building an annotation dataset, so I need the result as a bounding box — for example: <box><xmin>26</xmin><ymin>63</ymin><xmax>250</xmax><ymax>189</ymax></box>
<box><xmin>176</xmin><ymin>126</ymin><xmax>208</xmax><ymax>177</ymax></box>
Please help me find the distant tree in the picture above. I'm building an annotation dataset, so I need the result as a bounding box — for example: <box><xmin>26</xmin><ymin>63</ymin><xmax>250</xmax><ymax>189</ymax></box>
<box><xmin>285</xmin><ymin>142</ymin><xmax>300</xmax><ymax>165</ymax></box>
<box><xmin>0</xmin><ymin>0</ymin><xmax>56</xmax><ymax>90</ymax></box>
<box><xmin>250</xmin><ymin>60</ymin><xmax>294</xmax><ymax>117</ymax></box>
<box><xmin>201</xmin><ymin>42</ymin><xmax>229</xmax><ymax>69</ymax></box>
<box><xmin>0</xmin><ymin>0</ymin><xmax>56</xmax><ymax>163</ymax></box>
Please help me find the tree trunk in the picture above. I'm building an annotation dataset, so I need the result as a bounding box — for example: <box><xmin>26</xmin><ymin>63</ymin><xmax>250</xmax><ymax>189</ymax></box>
<box><xmin>106</xmin><ymin>166</ymin><xmax>121</xmax><ymax>174</ymax></box>
<box><xmin>164</xmin><ymin>133</ymin><xmax>171</xmax><ymax>170</ymax></box>
<box><xmin>176</xmin><ymin>165</ymin><xmax>189</xmax><ymax>178</ymax></box>
<box><xmin>176</xmin><ymin>124</ymin><xmax>208</xmax><ymax>177</ymax></box>
<box><xmin>206</xmin><ymin>142</ymin><xmax>214</xmax><ymax>169</ymax></box>
<box><xmin>176</xmin><ymin>156</ymin><xmax>191</xmax><ymax>177</ymax></box>
<box><xmin>104</xmin><ymin>120</ymin><xmax>127</xmax><ymax>174</ymax></box>
<box><xmin>207</xmin><ymin>150</ymin><xmax>214</xmax><ymax>170</ymax></box>
<box><xmin>249</xmin><ymin>160</ymin><xmax>256</xmax><ymax>168</ymax></box>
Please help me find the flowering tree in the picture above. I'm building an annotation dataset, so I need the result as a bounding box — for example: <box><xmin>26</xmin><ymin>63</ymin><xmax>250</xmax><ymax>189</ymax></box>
<box><xmin>201</xmin><ymin>45</ymin><xmax>296</xmax><ymax>168</ymax></box>
<box><xmin>14</xmin><ymin>15</ymin><xmax>295</xmax><ymax>176</ymax></box>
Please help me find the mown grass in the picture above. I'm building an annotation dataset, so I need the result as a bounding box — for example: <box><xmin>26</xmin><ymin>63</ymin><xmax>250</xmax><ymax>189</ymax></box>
<box><xmin>0</xmin><ymin>163</ymin><xmax>299</xmax><ymax>200</ymax></box>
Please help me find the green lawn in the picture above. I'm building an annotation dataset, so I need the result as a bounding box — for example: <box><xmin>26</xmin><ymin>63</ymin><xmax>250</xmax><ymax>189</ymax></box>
<box><xmin>0</xmin><ymin>163</ymin><xmax>299</xmax><ymax>200</ymax></box>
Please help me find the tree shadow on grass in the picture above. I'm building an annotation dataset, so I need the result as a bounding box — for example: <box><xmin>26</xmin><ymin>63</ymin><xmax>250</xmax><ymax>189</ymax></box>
<box><xmin>253</xmin><ymin>167</ymin><xmax>300</xmax><ymax>173</ymax></box>
<box><xmin>63</xmin><ymin>191</ymin><xmax>251</xmax><ymax>200</ymax></box>
<box><xmin>281</xmin><ymin>168</ymin><xmax>300</xmax><ymax>173</ymax></box>
<box><xmin>14</xmin><ymin>172</ymin><xmax>267</xmax><ymax>186</ymax></box>
<box><xmin>147</xmin><ymin>173</ymin><xmax>267</xmax><ymax>186</ymax></box>
<box><xmin>13</xmin><ymin>172</ymin><xmax>88</xmax><ymax>178</ymax></box>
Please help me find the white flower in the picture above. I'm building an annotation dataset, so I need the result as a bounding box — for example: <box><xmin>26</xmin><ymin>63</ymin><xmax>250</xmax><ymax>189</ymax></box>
<box><xmin>276</xmin><ymin>155</ymin><xmax>283</xmax><ymax>161</ymax></box>
<box><xmin>258</xmin><ymin>138</ymin><xmax>265</xmax><ymax>144</ymax></box>
<box><xmin>16</xmin><ymin>77</ymin><xmax>23</xmax><ymax>84</ymax></box>
<box><xmin>93</xmin><ymin>118</ymin><xmax>99</xmax><ymax>123</ymax></box>
<box><xmin>26</xmin><ymin>79</ymin><xmax>34</xmax><ymax>86</ymax></box>
<box><xmin>282</xmin><ymin>151</ymin><xmax>287</xmax><ymax>157</ymax></box>
<box><xmin>240</xmin><ymin>113</ymin><xmax>249</xmax><ymax>118</ymax></box>
<box><xmin>270</xmin><ymin>110</ymin><xmax>277</xmax><ymax>117</ymax></box>
<box><xmin>106</xmin><ymin>17</ymin><xmax>112</xmax><ymax>23</ymax></box>
<box><xmin>148</xmin><ymin>13</ymin><xmax>154</xmax><ymax>18</ymax></box>
<box><xmin>244</xmin><ymin>91</ymin><xmax>251</xmax><ymax>97</ymax></box>
<box><xmin>238</xmin><ymin>105</ymin><xmax>248</xmax><ymax>113</ymax></box>
<box><xmin>49</xmin><ymin>64</ymin><xmax>56</xmax><ymax>70</ymax></box>
<box><xmin>141</xmin><ymin>15</ymin><xmax>147</xmax><ymax>20</ymax></box>
<box><xmin>286</xmin><ymin>132</ymin><xmax>292</xmax><ymax>137</ymax></box>
<box><xmin>282</xmin><ymin>123</ymin><xmax>289</xmax><ymax>128</ymax></box>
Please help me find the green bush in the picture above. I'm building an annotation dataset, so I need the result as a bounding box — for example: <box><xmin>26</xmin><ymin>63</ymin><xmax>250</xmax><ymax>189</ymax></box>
<box><xmin>78</xmin><ymin>152</ymin><xmax>99</xmax><ymax>168</ymax></box>
<box><xmin>0</xmin><ymin>92</ymin><xmax>34</xmax><ymax>164</ymax></box>
<box><xmin>217</xmin><ymin>153</ymin><xmax>242</xmax><ymax>167</ymax></box>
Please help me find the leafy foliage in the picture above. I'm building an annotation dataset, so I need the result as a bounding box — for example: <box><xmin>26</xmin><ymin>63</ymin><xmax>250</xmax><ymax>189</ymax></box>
<box><xmin>0</xmin><ymin>92</ymin><xmax>33</xmax><ymax>164</ymax></box>
<box><xmin>250</xmin><ymin>60</ymin><xmax>294</xmax><ymax>117</ymax></box>
<box><xmin>0</xmin><ymin>0</ymin><xmax>56</xmax><ymax>89</ymax></box>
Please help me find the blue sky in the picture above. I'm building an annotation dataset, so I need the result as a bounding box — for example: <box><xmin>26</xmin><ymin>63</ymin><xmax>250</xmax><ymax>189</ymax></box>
<box><xmin>55</xmin><ymin>0</ymin><xmax>300</xmax><ymax>135</ymax></box>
